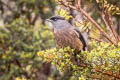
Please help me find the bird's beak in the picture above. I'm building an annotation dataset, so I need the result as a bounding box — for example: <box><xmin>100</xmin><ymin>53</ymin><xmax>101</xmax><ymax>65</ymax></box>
<box><xmin>46</xmin><ymin>19</ymin><xmax>52</xmax><ymax>22</ymax></box>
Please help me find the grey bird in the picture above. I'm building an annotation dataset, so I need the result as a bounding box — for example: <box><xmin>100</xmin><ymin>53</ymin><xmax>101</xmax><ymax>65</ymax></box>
<box><xmin>47</xmin><ymin>16</ymin><xmax>86</xmax><ymax>53</ymax></box>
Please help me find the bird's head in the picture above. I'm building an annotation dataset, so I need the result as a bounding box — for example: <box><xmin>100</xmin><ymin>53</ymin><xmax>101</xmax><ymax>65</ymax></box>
<box><xmin>46</xmin><ymin>16</ymin><xmax>72</xmax><ymax>30</ymax></box>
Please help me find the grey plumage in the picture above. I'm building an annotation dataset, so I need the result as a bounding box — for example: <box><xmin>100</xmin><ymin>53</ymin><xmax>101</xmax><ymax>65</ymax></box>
<box><xmin>49</xmin><ymin>16</ymin><xmax>73</xmax><ymax>30</ymax></box>
<box><xmin>47</xmin><ymin>16</ymin><xmax>86</xmax><ymax>52</ymax></box>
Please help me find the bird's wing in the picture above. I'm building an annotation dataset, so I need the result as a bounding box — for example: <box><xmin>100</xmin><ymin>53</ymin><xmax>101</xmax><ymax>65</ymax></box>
<box><xmin>73</xmin><ymin>28</ymin><xmax>86</xmax><ymax>50</ymax></box>
<box><xmin>54</xmin><ymin>28</ymin><xmax>86</xmax><ymax>51</ymax></box>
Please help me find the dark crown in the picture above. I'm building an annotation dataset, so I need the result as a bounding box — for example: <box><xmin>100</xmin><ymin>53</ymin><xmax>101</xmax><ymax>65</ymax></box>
<box><xmin>50</xmin><ymin>16</ymin><xmax>65</xmax><ymax>21</ymax></box>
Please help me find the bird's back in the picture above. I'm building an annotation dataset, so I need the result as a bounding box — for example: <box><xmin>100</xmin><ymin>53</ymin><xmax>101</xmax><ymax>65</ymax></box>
<box><xmin>54</xmin><ymin>28</ymin><xmax>84</xmax><ymax>52</ymax></box>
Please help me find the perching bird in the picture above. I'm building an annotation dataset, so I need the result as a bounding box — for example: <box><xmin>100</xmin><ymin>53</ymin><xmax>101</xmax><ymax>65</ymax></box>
<box><xmin>47</xmin><ymin>16</ymin><xmax>86</xmax><ymax>53</ymax></box>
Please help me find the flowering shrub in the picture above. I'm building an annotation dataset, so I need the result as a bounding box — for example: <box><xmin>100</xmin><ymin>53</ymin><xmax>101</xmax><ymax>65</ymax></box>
<box><xmin>38</xmin><ymin>41</ymin><xmax>120</xmax><ymax>79</ymax></box>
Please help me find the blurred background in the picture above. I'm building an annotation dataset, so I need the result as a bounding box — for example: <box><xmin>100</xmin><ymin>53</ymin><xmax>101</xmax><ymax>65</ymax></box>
<box><xmin>0</xmin><ymin>0</ymin><xmax>56</xmax><ymax>80</ymax></box>
<box><xmin>0</xmin><ymin>0</ymin><xmax>120</xmax><ymax>80</ymax></box>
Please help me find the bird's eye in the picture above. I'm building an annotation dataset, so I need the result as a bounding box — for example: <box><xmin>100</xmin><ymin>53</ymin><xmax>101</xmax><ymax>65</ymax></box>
<box><xmin>50</xmin><ymin>17</ymin><xmax>59</xmax><ymax>21</ymax></box>
<box><xmin>53</xmin><ymin>18</ymin><xmax>57</xmax><ymax>21</ymax></box>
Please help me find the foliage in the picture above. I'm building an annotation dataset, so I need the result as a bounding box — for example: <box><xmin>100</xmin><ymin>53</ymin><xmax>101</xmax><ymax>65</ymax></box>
<box><xmin>0</xmin><ymin>18</ymin><xmax>55</xmax><ymax>80</ymax></box>
<box><xmin>0</xmin><ymin>0</ymin><xmax>57</xmax><ymax>79</ymax></box>
<box><xmin>0</xmin><ymin>0</ymin><xmax>56</xmax><ymax>23</ymax></box>
<box><xmin>57</xmin><ymin>9</ymin><xmax>73</xmax><ymax>20</ymax></box>
<box><xmin>38</xmin><ymin>41</ymin><xmax>120</xmax><ymax>79</ymax></box>
<box><xmin>96</xmin><ymin>0</ymin><xmax>120</xmax><ymax>15</ymax></box>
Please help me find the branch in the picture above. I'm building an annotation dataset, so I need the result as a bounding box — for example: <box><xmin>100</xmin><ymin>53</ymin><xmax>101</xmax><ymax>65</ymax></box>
<box><xmin>77</xmin><ymin>8</ymin><xmax>117</xmax><ymax>46</ymax></box>
<box><xmin>118</xmin><ymin>18</ymin><xmax>120</xmax><ymax>35</ymax></box>
<box><xmin>106</xmin><ymin>9</ymin><xmax>120</xmax><ymax>42</ymax></box>
<box><xmin>76</xmin><ymin>0</ymin><xmax>81</xmax><ymax>8</ymax></box>
<box><xmin>89</xmin><ymin>36</ymin><xmax>105</xmax><ymax>42</ymax></box>
<box><xmin>95</xmin><ymin>68</ymin><xmax>120</xmax><ymax>79</ymax></box>
<box><xmin>101</xmin><ymin>12</ymin><xmax>113</xmax><ymax>37</ymax></box>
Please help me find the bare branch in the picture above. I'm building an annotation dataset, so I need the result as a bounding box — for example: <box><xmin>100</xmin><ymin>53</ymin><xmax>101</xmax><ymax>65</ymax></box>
<box><xmin>106</xmin><ymin>9</ymin><xmax>120</xmax><ymax>42</ymax></box>
<box><xmin>95</xmin><ymin>68</ymin><xmax>120</xmax><ymax>79</ymax></box>
<box><xmin>76</xmin><ymin>0</ymin><xmax>81</xmax><ymax>8</ymax></box>
<box><xmin>117</xmin><ymin>18</ymin><xmax>120</xmax><ymax>35</ymax></box>
<box><xmin>89</xmin><ymin>36</ymin><xmax>105</xmax><ymax>42</ymax></box>
<box><xmin>101</xmin><ymin>12</ymin><xmax>113</xmax><ymax>37</ymax></box>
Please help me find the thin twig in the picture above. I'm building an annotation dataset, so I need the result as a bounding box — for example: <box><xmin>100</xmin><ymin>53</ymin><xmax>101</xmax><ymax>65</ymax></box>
<box><xmin>77</xmin><ymin>8</ymin><xmax>117</xmax><ymax>46</ymax></box>
<box><xmin>89</xmin><ymin>36</ymin><xmax>105</xmax><ymax>42</ymax></box>
<box><xmin>95</xmin><ymin>68</ymin><xmax>120</xmax><ymax>79</ymax></box>
<box><xmin>101</xmin><ymin>12</ymin><xmax>113</xmax><ymax>37</ymax></box>
<box><xmin>118</xmin><ymin>18</ymin><xmax>120</xmax><ymax>35</ymax></box>
<box><xmin>106</xmin><ymin>9</ymin><xmax>120</xmax><ymax>42</ymax></box>
<box><xmin>76</xmin><ymin>0</ymin><xmax>81</xmax><ymax>8</ymax></box>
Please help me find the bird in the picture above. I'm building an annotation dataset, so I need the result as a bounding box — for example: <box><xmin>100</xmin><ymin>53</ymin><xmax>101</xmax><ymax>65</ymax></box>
<box><xmin>47</xmin><ymin>16</ymin><xmax>86</xmax><ymax>53</ymax></box>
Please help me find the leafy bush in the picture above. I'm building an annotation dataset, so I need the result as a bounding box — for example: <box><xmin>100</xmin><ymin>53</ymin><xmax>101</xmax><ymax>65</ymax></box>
<box><xmin>0</xmin><ymin>18</ymin><xmax>55</xmax><ymax>80</ymax></box>
<box><xmin>38</xmin><ymin>41</ymin><xmax>120</xmax><ymax>79</ymax></box>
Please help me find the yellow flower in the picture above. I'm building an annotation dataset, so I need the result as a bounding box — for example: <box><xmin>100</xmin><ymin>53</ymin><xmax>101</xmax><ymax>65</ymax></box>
<box><xmin>15</xmin><ymin>77</ymin><xmax>26</xmax><ymax>80</ymax></box>
<box><xmin>2</xmin><ymin>54</ymin><xmax>6</xmax><ymax>59</ymax></box>
<box><xmin>15</xmin><ymin>77</ymin><xmax>21</xmax><ymax>80</ymax></box>
<box><xmin>37</xmin><ymin>51</ymin><xmax>44</xmax><ymax>56</ymax></box>
<box><xmin>79</xmin><ymin>76</ymin><xmax>86</xmax><ymax>80</ymax></box>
